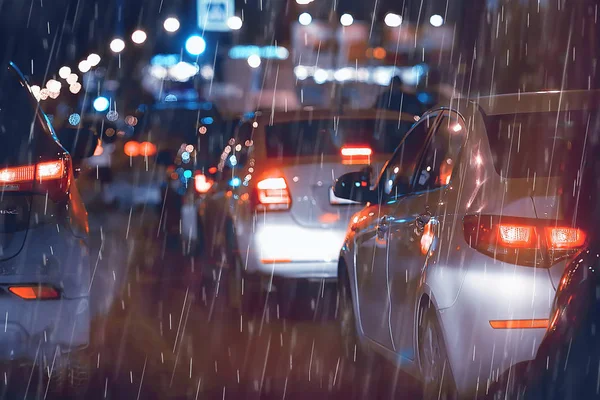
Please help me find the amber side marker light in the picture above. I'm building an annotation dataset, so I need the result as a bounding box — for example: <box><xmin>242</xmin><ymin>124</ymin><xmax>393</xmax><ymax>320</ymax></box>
<box><xmin>489</xmin><ymin>319</ymin><xmax>549</xmax><ymax>329</ymax></box>
<box><xmin>8</xmin><ymin>286</ymin><xmax>60</xmax><ymax>300</ymax></box>
<box><xmin>260</xmin><ymin>259</ymin><xmax>292</xmax><ymax>264</ymax></box>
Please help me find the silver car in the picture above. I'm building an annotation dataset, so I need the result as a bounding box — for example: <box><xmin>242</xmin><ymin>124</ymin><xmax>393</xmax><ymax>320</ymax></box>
<box><xmin>199</xmin><ymin>109</ymin><xmax>419</xmax><ymax>311</ymax></box>
<box><xmin>0</xmin><ymin>63</ymin><xmax>96</xmax><ymax>395</ymax></box>
<box><xmin>335</xmin><ymin>91</ymin><xmax>593</xmax><ymax>398</ymax></box>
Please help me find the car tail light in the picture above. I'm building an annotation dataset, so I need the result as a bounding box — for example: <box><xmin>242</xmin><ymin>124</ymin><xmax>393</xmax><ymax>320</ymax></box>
<box><xmin>194</xmin><ymin>173</ymin><xmax>213</xmax><ymax>194</ymax></box>
<box><xmin>9</xmin><ymin>285</ymin><xmax>60</xmax><ymax>300</ymax></box>
<box><xmin>545</xmin><ymin>227</ymin><xmax>586</xmax><ymax>249</ymax></box>
<box><xmin>341</xmin><ymin>146</ymin><xmax>372</xmax><ymax>165</ymax></box>
<box><xmin>253</xmin><ymin>177</ymin><xmax>291</xmax><ymax>211</ymax></box>
<box><xmin>0</xmin><ymin>159</ymin><xmax>69</xmax><ymax>202</ymax></box>
<box><xmin>498</xmin><ymin>224</ymin><xmax>535</xmax><ymax>247</ymax></box>
<box><xmin>463</xmin><ymin>215</ymin><xmax>585</xmax><ymax>267</ymax></box>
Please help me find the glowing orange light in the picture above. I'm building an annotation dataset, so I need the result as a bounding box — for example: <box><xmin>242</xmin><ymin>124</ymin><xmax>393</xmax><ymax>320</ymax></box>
<box><xmin>194</xmin><ymin>173</ymin><xmax>213</xmax><ymax>194</ymax></box>
<box><xmin>139</xmin><ymin>141</ymin><xmax>157</xmax><ymax>157</ymax></box>
<box><xmin>124</xmin><ymin>141</ymin><xmax>140</xmax><ymax>157</ymax></box>
<box><xmin>93</xmin><ymin>144</ymin><xmax>104</xmax><ymax>156</ymax></box>
<box><xmin>420</xmin><ymin>222</ymin><xmax>434</xmax><ymax>255</ymax></box>
<box><xmin>208</xmin><ymin>166</ymin><xmax>217</xmax><ymax>175</ymax></box>
<box><xmin>319</xmin><ymin>213</ymin><xmax>340</xmax><ymax>224</ymax></box>
<box><xmin>9</xmin><ymin>286</ymin><xmax>59</xmax><ymax>300</ymax></box>
<box><xmin>373</xmin><ymin>47</ymin><xmax>386</xmax><ymax>59</ymax></box>
<box><xmin>489</xmin><ymin>319</ymin><xmax>549</xmax><ymax>329</ymax></box>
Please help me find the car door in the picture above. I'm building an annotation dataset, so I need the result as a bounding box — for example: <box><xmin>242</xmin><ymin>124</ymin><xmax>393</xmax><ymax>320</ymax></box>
<box><xmin>386</xmin><ymin>111</ymin><xmax>467</xmax><ymax>360</ymax></box>
<box><xmin>355</xmin><ymin>115</ymin><xmax>436</xmax><ymax>348</ymax></box>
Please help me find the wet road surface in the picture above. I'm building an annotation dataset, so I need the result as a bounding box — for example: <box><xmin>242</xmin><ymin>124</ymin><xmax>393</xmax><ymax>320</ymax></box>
<box><xmin>2</xmin><ymin>205</ymin><xmax>423</xmax><ymax>399</ymax></box>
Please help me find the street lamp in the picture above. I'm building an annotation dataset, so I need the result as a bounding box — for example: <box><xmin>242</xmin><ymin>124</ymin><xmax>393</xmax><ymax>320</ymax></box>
<box><xmin>384</xmin><ymin>13</ymin><xmax>403</xmax><ymax>27</ymax></box>
<box><xmin>69</xmin><ymin>83</ymin><xmax>82</xmax><ymax>94</ymax></box>
<box><xmin>163</xmin><ymin>17</ymin><xmax>180</xmax><ymax>33</ymax></box>
<box><xmin>298</xmin><ymin>12</ymin><xmax>312</xmax><ymax>26</ymax></box>
<box><xmin>58</xmin><ymin>66</ymin><xmax>71</xmax><ymax>79</ymax></box>
<box><xmin>340</xmin><ymin>14</ymin><xmax>354</xmax><ymax>27</ymax></box>
<box><xmin>66</xmin><ymin>73</ymin><xmax>78</xmax><ymax>85</ymax></box>
<box><xmin>110</xmin><ymin>38</ymin><xmax>125</xmax><ymax>53</ymax></box>
<box><xmin>93</xmin><ymin>96</ymin><xmax>110</xmax><ymax>112</ymax></box>
<box><xmin>87</xmin><ymin>53</ymin><xmax>101</xmax><ymax>66</ymax></box>
<box><xmin>131</xmin><ymin>30</ymin><xmax>147</xmax><ymax>44</ymax></box>
<box><xmin>296</xmin><ymin>0</ymin><xmax>313</xmax><ymax>4</ymax></box>
<box><xmin>247</xmin><ymin>54</ymin><xmax>261</xmax><ymax>69</ymax></box>
<box><xmin>429</xmin><ymin>14</ymin><xmax>444</xmax><ymax>27</ymax></box>
<box><xmin>46</xmin><ymin>79</ymin><xmax>61</xmax><ymax>92</ymax></box>
<box><xmin>185</xmin><ymin>35</ymin><xmax>207</xmax><ymax>56</ymax></box>
<box><xmin>78</xmin><ymin>60</ymin><xmax>91</xmax><ymax>73</ymax></box>
<box><xmin>227</xmin><ymin>16</ymin><xmax>242</xmax><ymax>30</ymax></box>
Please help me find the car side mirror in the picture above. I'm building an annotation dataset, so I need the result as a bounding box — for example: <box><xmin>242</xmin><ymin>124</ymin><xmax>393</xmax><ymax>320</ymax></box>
<box><xmin>334</xmin><ymin>168</ymin><xmax>375</xmax><ymax>204</ymax></box>
<box><xmin>56</xmin><ymin>127</ymin><xmax>99</xmax><ymax>164</ymax></box>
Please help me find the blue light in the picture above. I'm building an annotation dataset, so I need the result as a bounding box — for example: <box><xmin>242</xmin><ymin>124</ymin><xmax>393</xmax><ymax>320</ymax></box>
<box><xmin>201</xmin><ymin>117</ymin><xmax>214</xmax><ymax>125</ymax></box>
<box><xmin>229</xmin><ymin>155</ymin><xmax>237</xmax><ymax>166</ymax></box>
<box><xmin>185</xmin><ymin>35</ymin><xmax>206</xmax><ymax>56</ymax></box>
<box><xmin>93</xmin><ymin>96</ymin><xmax>109</xmax><ymax>112</ymax></box>
<box><xmin>229</xmin><ymin>177</ymin><xmax>241</xmax><ymax>187</ymax></box>
<box><xmin>68</xmin><ymin>113</ymin><xmax>81</xmax><ymax>126</ymax></box>
<box><xmin>417</xmin><ymin>92</ymin><xmax>433</xmax><ymax>104</ymax></box>
<box><xmin>182</xmin><ymin>151</ymin><xmax>190</xmax><ymax>160</ymax></box>
<box><xmin>183</xmin><ymin>170</ymin><xmax>193</xmax><ymax>179</ymax></box>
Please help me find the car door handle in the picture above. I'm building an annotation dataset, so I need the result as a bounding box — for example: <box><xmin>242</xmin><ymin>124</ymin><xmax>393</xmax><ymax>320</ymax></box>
<box><xmin>377</xmin><ymin>215</ymin><xmax>393</xmax><ymax>234</ymax></box>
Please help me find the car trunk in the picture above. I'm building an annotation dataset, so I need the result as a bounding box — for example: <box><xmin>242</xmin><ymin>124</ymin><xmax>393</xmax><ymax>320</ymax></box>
<box><xmin>0</xmin><ymin>194</ymin><xmax>31</xmax><ymax>260</ymax></box>
<box><xmin>270</xmin><ymin>156</ymin><xmax>389</xmax><ymax>229</ymax></box>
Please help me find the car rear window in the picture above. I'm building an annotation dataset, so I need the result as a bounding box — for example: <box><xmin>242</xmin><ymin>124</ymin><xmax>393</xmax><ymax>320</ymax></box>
<box><xmin>265</xmin><ymin>118</ymin><xmax>414</xmax><ymax>158</ymax></box>
<box><xmin>0</xmin><ymin>68</ymin><xmax>38</xmax><ymax>167</ymax></box>
<box><xmin>485</xmin><ymin>111</ymin><xmax>594</xmax><ymax>178</ymax></box>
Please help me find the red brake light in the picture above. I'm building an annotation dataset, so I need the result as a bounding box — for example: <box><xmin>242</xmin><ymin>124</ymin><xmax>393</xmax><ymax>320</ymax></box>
<box><xmin>498</xmin><ymin>224</ymin><xmax>535</xmax><ymax>247</ymax></box>
<box><xmin>341</xmin><ymin>147</ymin><xmax>372</xmax><ymax>157</ymax></box>
<box><xmin>340</xmin><ymin>146</ymin><xmax>372</xmax><ymax>165</ymax></box>
<box><xmin>37</xmin><ymin>160</ymin><xmax>65</xmax><ymax>181</ymax></box>
<box><xmin>545</xmin><ymin>227</ymin><xmax>586</xmax><ymax>249</ymax></box>
<box><xmin>464</xmin><ymin>215</ymin><xmax>586</xmax><ymax>267</ymax></box>
<box><xmin>0</xmin><ymin>165</ymin><xmax>34</xmax><ymax>183</ymax></box>
<box><xmin>9</xmin><ymin>285</ymin><xmax>60</xmax><ymax>300</ymax></box>
<box><xmin>0</xmin><ymin>159</ymin><xmax>69</xmax><ymax>201</ymax></box>
<box><xmin>194</xmin><ymin>173</ymin><xmax>213</xmax><ymax>194</ymax></box>
<box><xmin>254</xmin><ymin>177</ymin><xmax>291</xmax><ymax>211</ymax></box>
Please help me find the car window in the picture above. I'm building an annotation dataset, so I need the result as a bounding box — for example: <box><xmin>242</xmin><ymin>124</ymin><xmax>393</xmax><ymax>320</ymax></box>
<box><xmin>264</xmin><ymin>118</ymin><xmax>414</xmax><ymax>159</ymax></box>
<box><xmin>412</xmin><ymin>114</ymin><xmax>466</xmax><ymax>192</ymax></box>
<box><xmin>0</xmin><ymin>69</ymin><xmax>40</xmax><ymax>168</ymax></box>
<box><xmin>379</xmin><ymin>115</ymin><xmax>434</xmax><ymax>199</ymax></box>
<box><xmin>485</xmin><ymin>111</ymin><xmax>592</xmax><ymax>179</ymax></box>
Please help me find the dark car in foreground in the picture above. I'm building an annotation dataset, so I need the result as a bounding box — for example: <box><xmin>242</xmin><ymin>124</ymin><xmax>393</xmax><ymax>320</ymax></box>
<box><xmin>0</xmin><ymin>62</ymin><xmax>98</xmax><ymax>396</ymax></box>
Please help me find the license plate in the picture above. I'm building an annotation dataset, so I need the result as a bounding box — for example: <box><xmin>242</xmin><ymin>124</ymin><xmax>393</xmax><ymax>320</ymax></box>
<box><xmin>329</xmin><ymin>187</ymin><xmax>358</xmax><ymax>205</ymax></box>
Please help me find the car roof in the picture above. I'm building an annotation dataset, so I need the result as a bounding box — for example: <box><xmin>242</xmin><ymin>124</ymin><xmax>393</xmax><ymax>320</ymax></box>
<box><xmin>473</xmin><ymin>90</ymin><xmax>600</xmax><ymax>115</ymax></box>
<box><xmin>243</xmin><ymin>108</ymin><xmax>419</xmax><ymax>124</ymax></box>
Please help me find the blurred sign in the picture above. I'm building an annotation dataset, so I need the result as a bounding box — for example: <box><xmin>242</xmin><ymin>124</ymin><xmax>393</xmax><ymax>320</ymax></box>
<box><xmin>197</xmin><ymin>0</ymin><xmax>234</xmax><ymax>32</ymax></box>
<box><xmin>292</xmin><ymin>22</ymin><xmax>370</xmax><ymax>68</ymax></box>
<box><xmin>384</xmin><ymin>24</ymin><xmax>454</xmax><ymax>52</ymax></box>
<box><xmin>228</xmin><ymin>46</ymin><xmax>289</xmax><ymax>60</ymax></box>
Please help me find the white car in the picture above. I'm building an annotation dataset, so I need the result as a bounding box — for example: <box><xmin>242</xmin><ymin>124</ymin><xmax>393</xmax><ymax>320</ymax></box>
<box><xmin>335</xmin><ymin>90</ymin><xmax>593</xmax><ymax>398</ymax></box>
<box><xmin>199</xmin><ymin>109</ymin><xmax>420</xmax><ymax>312</ymax></box>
